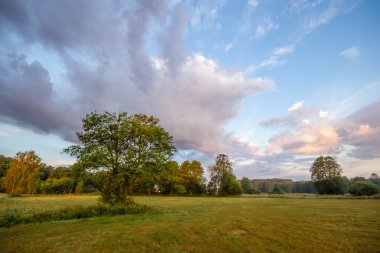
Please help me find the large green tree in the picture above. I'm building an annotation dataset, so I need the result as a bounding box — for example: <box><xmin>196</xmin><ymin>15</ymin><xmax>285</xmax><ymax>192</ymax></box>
<box><xmin>64</xmin><ymin>112</ymin><xmax>176</xmax><ymax>204</ymax></box>
<box><xmin>3</xmin><ymin>151</ymin><xmax>43</xmax><ymax>195</ymax></box>
<box><xmin>310</xmin><ymin>156</ymin><xmax>347</xmax><ymax>194</ymax></box>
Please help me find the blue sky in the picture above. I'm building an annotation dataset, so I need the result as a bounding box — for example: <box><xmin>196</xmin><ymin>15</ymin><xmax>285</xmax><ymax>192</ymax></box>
<box><xmin>0</xmin><ymin>0</ymin><xmax>379</xmax><ymax>180</ymax></box>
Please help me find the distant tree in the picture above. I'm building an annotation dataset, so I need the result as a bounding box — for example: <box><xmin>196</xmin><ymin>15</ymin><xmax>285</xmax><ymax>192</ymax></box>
<box><xmin>41</xmin><ymin>177</ymin><xmax>75</xmax><ymax>194</ymax></box>
<box><xmin>349</xmin><ymin>181</ymin><xmax>379</xmax><ymax>196</ymax></box>
<box><xmin>240</xmin><ymin>177</ymin><xmax>254</xmax><ymax>194</ymax></box>
<box><xmin>219</xmin><ymin>171</ymin><xmax>242</xmax><ymax>196</ymax></box>
<box><xmin>64</xmin><ymin>112</ymin><xmax>176</xmax><ymax>205</ymax></box>
<box><xmin>369</xmin><ymin>173</ymin><xmax>380</xmax><ymax>186</ymax></box>
<box><xmin>270</xmin><ymin>185</ymin><xmax>285</xmax><ymax>194</ymax></box>
<box><xmin>178</xmin><ymin>160</ymin><xmax>205</xmax><ymax>195</ymax></box>
<box><xmin>3</xmin><ymin>151</ymin><xmax>43</xmax><ymax>195</ymax></box>
<box><xmin>310</xmin><ymin>156</ymin><xmax>346</xmax><ymax>194</ymax></box>
<box><xmin>208</xmin><ymin>154</ymin><xmax>233</xmax><ymax>195</ymax></box>
<box><xmin>261</xmin><ymin>181</ymin><xmax>274</xmax><ymax>193</ymax></box>
<box><xmin>350</xmin><ymin>176</ymin><xmax>367</xmax><ymax>185</ymax></box>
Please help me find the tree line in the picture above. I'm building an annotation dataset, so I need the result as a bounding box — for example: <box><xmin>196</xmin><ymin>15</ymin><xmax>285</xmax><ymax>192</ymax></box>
<box><xmin>1</xmin><ymin>112</ymin><xmax>379</xmax><ymax>205</ymax></box>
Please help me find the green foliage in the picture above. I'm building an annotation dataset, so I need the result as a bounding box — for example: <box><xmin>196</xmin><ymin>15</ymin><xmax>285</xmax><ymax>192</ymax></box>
<box><xmin>313</xmin><ymin>177</ymin><xmax>348</xmax><ymax>195</ymax></box>
<box><xmin>369</xmin><ymin>173</ymin><xmax>380</xmax><ymax>186</ymax></box>
<box><xmin>240</xmin><ymin>177</ymin><xmax>255</xmax><ymax>194</ymax></box>
<box><xmin>155</xmin><ymin>161</ymin><xmax>181</xmax><ymax>194</ymax></box>
<box><xmin>0</xmin><ymin>202</ymin><xmax>154</xmax><ymax>228</ymax></box>
<box><xmin>219</xmin><ymin>172</ymin><xmax>242</xmax><ymax>196</ymax></box>
<box><xmin>292</xmin><ymin>181</ymin><xmax>317</xmax><ymax>193</ymax></box>
<box><xmin>208</xmin><ymin>154</ymin><xmax>234</xmax><ymax>195</ymax></box>
<box><xmin>270</xmin><ymin>185</ymin><xmax>285</xmax><ymax>194</ymax></box>
<box><xmin>0</xmin><ymin>154</ymin><xmax>12</xmax><ymax>178</ymax></box>
<box><xmin>349</xmin><ymin>181</ymin><xmax>379</xmax><ymax>196</ymax></box>
<box><xmin>175</xmin><ymin>184</ymin><xmax>187</xmax><ymax>195</ymax></box>
<box><xmin>64</xmin><ymin>112</ymin><xmax>176</xmax><ymax>205</ymax></box>
<box><xmin>310</xmin><ymin>156</ymin><xmax>347</xmax><ymax>194</ymax></box>
<box><xmin>40</xmin><ymin>178</ymin><xmax>75</xmax><ymax>194</ymax></box>
<box><xmin>178</xmin><ymin>160</ymin><xmax>206</xmax><ymax>195</ymax></box>
<box><xmin>3</xmin><ymin>151</ymin><xmax>43</xmax><ymax>196</ymax></box>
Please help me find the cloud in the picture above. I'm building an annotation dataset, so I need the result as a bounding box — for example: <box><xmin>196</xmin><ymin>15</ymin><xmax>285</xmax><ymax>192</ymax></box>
<box><xmin>248</xmin><ymin>0</ymin><xmax>259</xmax><ymax>8</ymax></box>
<box><xmin>190</xmin><ymin>1</ymin><xmax>223</xmax><ymax>31</ymax></box>
<box><xmin>260</xmin><ymin>99</ymin><xmax>380</xmax><ymax>161</ymax></box>
<box><xmin>302</xmin><ymin>1</ymin><xmax>358</xmax><ymax>33</ymax></box>
<box><xmin>319</xmin><ymin>111</ymin><xmax>328</xmax><ymax>118</ymax></box>
<box><xmin>273</xmin><ymin>45</ymin><xmax>295</xmax><ymax>56</ymax></box>
<box><xmin>255</xmin><ymin>19</ymin><xmax>279</xmax><ymax>38</ymax></box>
<box><xmin>288</xmin><ymin>101</ymin><xmax>303</xmax><ymax>112</ymax></box>
<box><xmin>340</xmin><ymin>46</ymin><xmax>361</xmax><ymax>58</ymax></box>
<box><xmin>0</xmin><ymin>0</ymin><xmax>276</xmax><ymax>163</ymax></box>
<box><xmin>337</xmin><ymin>99</ymin><xmax>380</xmax><ymax>159</ymax></box>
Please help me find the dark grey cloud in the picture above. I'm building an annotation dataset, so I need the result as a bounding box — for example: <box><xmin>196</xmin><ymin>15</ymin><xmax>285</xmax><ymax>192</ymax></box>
<box><xmin>0</xmin><ymin>53</ymin><xmax>79</xmax><ymax>141</ymax></box>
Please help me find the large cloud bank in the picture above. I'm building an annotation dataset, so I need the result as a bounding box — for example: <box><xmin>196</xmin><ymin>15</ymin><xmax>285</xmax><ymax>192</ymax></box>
<box><xmin>0</xmin><ymin>0</ymin><xmax>274</xmax><ymax>159</ymax></box>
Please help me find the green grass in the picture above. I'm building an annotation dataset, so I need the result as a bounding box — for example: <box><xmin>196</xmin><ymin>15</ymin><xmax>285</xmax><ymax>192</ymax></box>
<box><xmin>0</xmin><ymin>194</ymin><xmax>379</xmax><ymax>252</ymax></box>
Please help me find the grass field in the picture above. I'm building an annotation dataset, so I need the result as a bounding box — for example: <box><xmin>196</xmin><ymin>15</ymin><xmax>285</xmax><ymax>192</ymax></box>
<box><xmin>0</xmin><ymin>194</ymin><xmax>379</xmax><ymax>252</ymax></box>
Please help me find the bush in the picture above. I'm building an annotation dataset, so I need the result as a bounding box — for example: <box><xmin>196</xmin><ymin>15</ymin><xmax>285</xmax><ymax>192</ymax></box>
<box><xmin>349</xmin><ymin>181</ymin><xmax>379</xmax><ymax>196</ymax></box>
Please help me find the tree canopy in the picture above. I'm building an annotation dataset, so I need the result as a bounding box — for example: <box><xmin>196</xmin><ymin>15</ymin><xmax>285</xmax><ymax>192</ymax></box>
<box><xmin>310</xmin><ymin>156</ymin><xmax>347</xmax><ymax>194</ymax></box>
<box><xmin>64</xmin><ymin>111</ymin><xmax>176</xmax><ymax>204</ymax></box>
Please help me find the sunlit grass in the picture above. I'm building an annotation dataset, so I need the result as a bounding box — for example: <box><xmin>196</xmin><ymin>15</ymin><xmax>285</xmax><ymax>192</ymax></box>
<box><xmin>0</xmin><ymin>194</ymin><xmax>379</xmax><ymax>252</ymax></box>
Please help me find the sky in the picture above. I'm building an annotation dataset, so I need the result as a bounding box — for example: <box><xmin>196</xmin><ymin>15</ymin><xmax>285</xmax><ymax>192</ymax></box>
<box><xmin>0</xmin><ymin>0</ymin><xmax>379</xmax><ymax>180</ymax></box>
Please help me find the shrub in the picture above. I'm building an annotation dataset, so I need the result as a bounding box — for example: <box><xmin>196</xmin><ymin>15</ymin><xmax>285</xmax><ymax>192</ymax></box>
<box><xmin>349</xmin><ymin>181</ymin><xmax>379</xmax><ymax>196</ymax></box>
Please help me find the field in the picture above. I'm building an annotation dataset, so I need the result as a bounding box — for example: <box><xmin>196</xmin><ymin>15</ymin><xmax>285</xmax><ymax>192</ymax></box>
<box><xmin>1</xmin><ymin>194</ymin><xmax>379</xmax><ymax>252</ymax></box>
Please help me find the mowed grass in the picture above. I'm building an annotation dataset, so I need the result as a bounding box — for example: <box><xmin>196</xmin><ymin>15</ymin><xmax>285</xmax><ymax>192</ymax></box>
<box><xmin>0</xmin><ymin>194</ymin><xmax>379</xmax><ymax>252</ymax></box>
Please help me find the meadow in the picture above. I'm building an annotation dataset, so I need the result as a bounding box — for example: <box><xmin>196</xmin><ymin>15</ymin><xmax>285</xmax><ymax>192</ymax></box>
<box><xmin>0</xmin><ymin>194</ymin><xmax>379</xmax><ymax>252</ymax></box>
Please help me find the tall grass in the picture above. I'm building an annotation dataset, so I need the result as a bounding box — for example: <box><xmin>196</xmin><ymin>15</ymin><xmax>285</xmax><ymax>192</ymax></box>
<box><xmin>0</xmin><ymin>202</ymin><xmax>155</xmax><ymax>227</ymax></box>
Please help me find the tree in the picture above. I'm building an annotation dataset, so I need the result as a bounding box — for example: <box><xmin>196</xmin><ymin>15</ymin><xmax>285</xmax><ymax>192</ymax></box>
<box><xmin>240</xmin><ymin>177</ymin><xmax>254</xmax><ymax>194</ymax></box>
<box><xmin>310</xmin><ymin>156</ymin><xmax>346</xmax><ymax>194</ymax></box>
<box><xmin>0</xmin><ymin>154</ymin><xmax>12</xmax><ymax>192</ymax></box>
<box><xmin>208</xmin><ymin>154</ymin><xmax>241</xmax><ymax>196</ymax></box>
<box><xmin>156</xmin><ymin>161</ymin><xmax>181</xmax><ymax>195</ymax></box>
<box><xmin>64</xmin><ymin>112</ymin><xmax>176</xmax><ymax>205</ymax></box>
<box><xmin>369</xmin><ymin>173</ymin><xmax>380</xmax><ymax>186</ymax></box>
<box><xmin>219</xmin><ymin>171</ymin><xmax>242</xmax><ymax>195</ymax></box>
<box><xmin>178</xmin><ymin>160</ymin><xmax>205</xmax><ymax>195</ymax></box>
<box><xmin>3</xmin><ymin>151</ymin><xmax>43</xmax><ymax>195</ymax></box>
<box><xmin>208</xmin><ymin>154</ymin><xmax>232</xmax><ymax>195</ymax></box>
<box><xmin>349</xmin><ymin>181</ymin><xmax>379</xmax><ymax>196</ymax></box>
<box><xmin>0</xmin><ymin>154</ymin><xmax>12</xmax><ymax>178</ymax></box>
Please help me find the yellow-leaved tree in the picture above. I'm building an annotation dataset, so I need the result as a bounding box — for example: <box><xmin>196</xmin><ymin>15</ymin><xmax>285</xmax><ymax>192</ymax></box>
<box><xmin>3</xmin><ymin>151</ymin><xmax>43</xmax><ymax>195</ymax></box>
